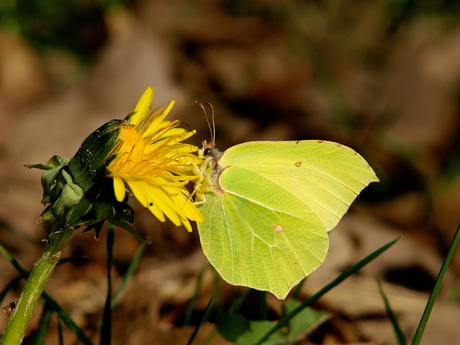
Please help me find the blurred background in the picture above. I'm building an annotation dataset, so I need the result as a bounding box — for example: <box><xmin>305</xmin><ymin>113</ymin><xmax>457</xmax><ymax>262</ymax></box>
<box><xmin>0</xmin><ymin>0</ymin><xmax>460</xmax><ymax>344</ymax></box>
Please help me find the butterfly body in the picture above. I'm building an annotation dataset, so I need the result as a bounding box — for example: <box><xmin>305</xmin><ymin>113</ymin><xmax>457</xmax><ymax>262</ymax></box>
<box><xmin>194</xmin><ymin>140</ymin><xmax>378</xmax><ymax>299</ymax></box>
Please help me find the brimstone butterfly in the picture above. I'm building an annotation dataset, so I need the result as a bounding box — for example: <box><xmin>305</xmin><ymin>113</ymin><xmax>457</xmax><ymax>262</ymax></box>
<box><xmin>193</xmin><ymin>104</ymin><xmax>379</xmax><ymax>299</ymax></box>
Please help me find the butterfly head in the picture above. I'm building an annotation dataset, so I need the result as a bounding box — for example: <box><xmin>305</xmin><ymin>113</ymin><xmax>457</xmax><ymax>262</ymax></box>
<box><xmin>198</xmin><ymin>139</ymin><xmax>222</xmax><ymax>167</ymax></box>
<box><xmin>201</xmin><ymin>140</ymin><xmax>216</xmax><ymax>157</ymax></box>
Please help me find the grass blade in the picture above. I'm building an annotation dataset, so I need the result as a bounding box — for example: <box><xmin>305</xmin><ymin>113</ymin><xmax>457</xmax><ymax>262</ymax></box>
<box><xmin>228</xmin><ymin>288</ymin><xmax>252</xmax><ymax>314</ymax></box>
<box><xmin>90</xmin><ymin>237</ymin><xmax>148</xmax><ymax>337</ymax></box>
<box><xmin>293</xmin><ymin>277</ymin><xmax>307</xmax><ymax>300</ymax></box>
<box><xmin>0</xmin><ymin>243</ymin><xmax>28</xmax><ymax>276</ymax></box>
<box><xmin>374</xmin><ymin>275</ymin><xmax>407</xmax><ymax>345</ymax></box>
<box><xmin>111</xmin><ymin>239</ymin><xmax>147</xmax><ymax>308</ymax></box>
<box><xmin>100</xmin><ymin>224</ymin><xmax>115</xmax><ymax>345</ymax></box>
<box><xmin>44</xmin><ymin>295</ymin><xmax>93</xmax><ymax>345</ymax></box>
<box><xmin>187</xmin><ymin>297</ymin><xmax>214</xmax><ymax>345</ymax></box>
<box><xmin>255</xmin><ymin>237</ymin><xmax>400</xmax><ymax>345</ymax></box>
<box><xmin>22</xmin><ymin>302</ymin><xmax>52</xmax><ymax>345</ymax></box>
<box><xmin>0</xmin><ymin>276</ymin><xmax>21</xmax><ymax>305</ymax></box>
<box><xmin>184</xmin><ymin>263</ymin><xmax>210</xmax><ymax>325</ymax></box>
<box><xmin>57</xmin><ymin>256</ymin><xmax>87</xmax><ymax>266</ymax></box>
<box><xmin>57</xmin><ymin>316</ymin><xmax>64</xmax><ymax>345</ymax></box>
<box><xmin>258</xmin><ymin>291</ymin><xmax>267</xmax><ymax>320</ymax></box>
<box><xmin>411</xmin><ymin>223</ymin><xmax>460</xmax><ymax>345</ymax></box>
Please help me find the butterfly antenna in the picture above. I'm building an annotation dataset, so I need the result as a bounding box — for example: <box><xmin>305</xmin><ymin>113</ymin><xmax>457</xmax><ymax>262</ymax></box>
<box><xmin>205</xmin><ymin>102</ymin><xmax>216</xmax><ymax>146</ymax></box>
<box><xmin>195</xmin><ymin>101</ymin><xmax>216</xmax><ymax>146</ymax></box>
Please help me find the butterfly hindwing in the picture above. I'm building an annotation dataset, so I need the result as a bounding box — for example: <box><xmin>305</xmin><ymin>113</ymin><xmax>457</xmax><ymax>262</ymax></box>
<box><xmin>198</xmin><ymin>165</ymin><xmax>328</xmax><ymax>299</ymax></box>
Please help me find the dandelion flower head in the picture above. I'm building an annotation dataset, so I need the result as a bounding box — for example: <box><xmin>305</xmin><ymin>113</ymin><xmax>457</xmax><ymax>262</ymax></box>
<box><xmin>107</xmin><ymin>87</ymin><xmax>203</xmax><ymax>231</ymax></box>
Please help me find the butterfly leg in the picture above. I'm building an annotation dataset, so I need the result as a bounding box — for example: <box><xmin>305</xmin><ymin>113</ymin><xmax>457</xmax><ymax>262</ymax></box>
<box><xmin>187</xmin><ymin>156</ymin><xmax>216</xmax><ymax>205</ymax></box>
<box><xmin>185</xmin><ymin>160</ymin><xmax>207</xmax><ymax>204</ymax></box>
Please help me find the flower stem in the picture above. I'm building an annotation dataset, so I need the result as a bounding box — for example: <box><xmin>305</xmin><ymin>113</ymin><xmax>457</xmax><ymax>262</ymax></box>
<box><xmin>0</xmin><ymin>228</ymin><xmax>75</xmax><ymax>345</ymax></box>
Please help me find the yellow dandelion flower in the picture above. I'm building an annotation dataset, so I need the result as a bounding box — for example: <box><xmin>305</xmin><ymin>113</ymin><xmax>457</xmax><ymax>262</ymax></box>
<box><xmin>107</xmin><ymin>87</ymin><xmax>203</xmax><ymax>232</ymax></box>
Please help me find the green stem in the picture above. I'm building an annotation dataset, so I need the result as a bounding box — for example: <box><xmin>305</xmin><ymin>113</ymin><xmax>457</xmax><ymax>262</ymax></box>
<box><xmin>0</xmin><ymin>228</ymin><xmax>75</xmax><ymax>345</ymax></box>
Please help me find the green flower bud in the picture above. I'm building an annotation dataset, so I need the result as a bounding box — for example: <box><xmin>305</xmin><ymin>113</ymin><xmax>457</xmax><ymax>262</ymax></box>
<box><xmin>27</xmin><ymin>119</ymin><xmax>142</xmax><ymax>239</ymax></box>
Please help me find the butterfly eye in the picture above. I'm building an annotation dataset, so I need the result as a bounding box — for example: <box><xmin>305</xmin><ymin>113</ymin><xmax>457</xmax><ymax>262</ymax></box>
<box><xmin>203</xmin><ymin>148</ymin><xmax>213</xmax><ymax>157</ymax></box>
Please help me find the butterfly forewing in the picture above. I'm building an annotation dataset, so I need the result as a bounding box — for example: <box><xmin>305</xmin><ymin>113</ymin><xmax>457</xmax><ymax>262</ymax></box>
<box><xmin>219</xmin><ymin>140</ymin><xmax>378</xmax><ymax>230</ymax></box>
